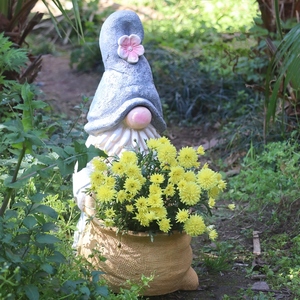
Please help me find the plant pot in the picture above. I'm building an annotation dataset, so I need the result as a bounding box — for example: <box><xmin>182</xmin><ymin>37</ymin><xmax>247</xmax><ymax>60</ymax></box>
<box><xmin>77</xmin><ymin>217</ymin><xmax>199</xmax><ymax>296</ymax></box>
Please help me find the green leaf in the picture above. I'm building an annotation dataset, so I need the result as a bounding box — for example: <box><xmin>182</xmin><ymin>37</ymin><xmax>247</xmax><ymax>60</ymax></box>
<box><xmin>23</xmin><ymin>216</ymin><xmax>37</xmax><ymax>229</ymax></box>
<box><xmin>41</xmin><ymin>263</ymin><xmax>54</xmax><ymax>275</ymax></box>
<box><xmin>47</xmin><ymin>251</ymin><xmax>66</xmax><ymax>263</ymax></box>
<box><xmin>24</xmin><ymin>284</ymin><xmax>39</xmax><ymax>300</ymax></box>
<box><xmin>36</xmin><ymin>233</ymin><xmax>60</xmax><ymax>244</ymax></box>
<box><xmin>42</xmin><ymin>222</ymin><xmax>58</xmax><ymax>232</ymax></box>
<box><xmin>29</xmin><ymin>193</ymin><xmax>46</xmax><ymax>203</ymax></box>
<box><xmin>31</xmin><ymin>204</ymin><xmax>58</xmax><ymax>219</ymax></box>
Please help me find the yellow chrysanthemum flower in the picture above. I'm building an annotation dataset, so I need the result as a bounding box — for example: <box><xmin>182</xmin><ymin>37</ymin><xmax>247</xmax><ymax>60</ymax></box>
<box><xmin>179</xmin><ymin>181</ymin><xmax>201</xmax><ymax>205</ymax></box>
<box><xmin>164</xmin><ymin>183</ymin><xmax>175</xmax><ymax>197</ymax></box>
<box><xmin>104</xmin><ymin>218</ymin><xmax>114</xmax><ymax>227</ymax></box>
<box><xmin>218</xmin><ymin>179</ymin><xmax>227</xmax><ymax>191</ymax></box>
<box><xmin>177</xmin><ymin>147</ymin><xmax>199</xmax><ymax>169</ymax></box>
<box><xmin>146</xmin><ymin>138</ymin><xmax>160</xmax><ymax>150</ymax></box>
<box><xmin>90</xmin><ymin>170</ymin><xmax>105</xmax><ymax>188</ymax></box>
<box><xmin>177</xmin><ymin>179</ymin><xmax>187</xmax><ymax>190</ymax></box>
<box><xmin>228</xmin><ymin>204</ymin><xmax>235</xmax><ymax>210</ymax></box>
<box><xmin>105</xmin><ymin>176</ymin><xmax>116</xmax><ymax>189</ymax></box>
<box><xmin>184</xmin><ymin>215</ymin><xmax>206</xmax><ymax>237</ymax></box>
<box><xmin>158</xmin><ymin>218</ymin><xmax>171</xmax><ymax>233</ymax></box>
<box><xmin>175</xmin><ymin>209</ymin><xmax>189</xmax><ymax>223</ymax></box>
<box><xmin>149</xmin><ymin>184</ymin><xmax>162</xmax><ymax>196</ymax></box>
<box><xmin>96</xmin><ymin>186</ymin><xmax>115</xmax><ymax>203</ymax></box>
<box><xmin>120</xmin><ymin>151</ymin><xmax>138</xmax><ymax>164</ymax></box>
<box><xmin>125</xmin><ymin>164</ymin><xmax>142</xmax><ymax>179</ymax></box>
<box><xmin>148</xmin><ymin>194</ymin><xmax>164</xmax><ymax>208</ymax></box>
<box><xmin>183</xmin><ymin>171</ymin><xmax>197</xmax><ymax>182</ymax></box>
<box><xmin>135</xmin><ymin>196</ymin><xmax>148</xmax><ymax>211</ymax></box>
<box><xmin>208</xmin><ymin>229</ymin><xmax>218</xmax><ymax>241</ymax></box>
<box><xmin>116</xmin><ymin>190</ymin><xmax>127</xmax><ymax>203</ymax></box>
<box><xmin>151</xmin><ymin>207</ymin><xmax>167</xmax><ymax>219</ymax></box>
<box><xmin>208</xmin><ymin>186</ymin><xmax>220</xmax><ymax>199</ymax></box>
<box><xmin>169</xmin><ymin>166</ymin><xmax>185</xmax><ymax>184</ymax></box>
<box><xmin>197</xmin><ymin>168</ymin><xmax>218</xmax><ymax>190</ymax></box>
<box><xmin>157</xmin><ymin>144</ymin><xmax>177</xmax><ymax>165</ymax></box>
<box><xmin>197</xmin><ymin>145</ymin><xmax>205</xmax><ymax>155</ymax></box>
<box><xmin>124</xmin><ymin>178</ymin><xmax>142</xmax><ymax>195</ymax></box>
<box><xmin>92</xmin><ymin>157</ymin><xmax>108</xmax><ymax>171</ymax></box>
<box><xmin>111</xmin><ymin>161</ymin><xmax>125</xmax><ymax>175</ymax></box>
<box><xmin>150</xmin><ymin>173</ymin><xmax>165</xmax><ymax>184</ymax></box>
<box><xmin>126</xmin><ymin>204</ymin><xmax>134</xmax><ymax>213</ymax></box>
<box><xmin>208</xmin><ymin>197</ymin><xmax>216</xmax><ymax>208</ymax></box>
<box><xmin>134</xmin><ymin>212</ymin><xmax>150</xmax><ymax>227</ymax></box>
<box><xmin>105</xmin><ymin>208</ymin><xmax>116</xmax><ymax>218</ymax></box>
<box><xmin>157</xmin><ymin>136</ymin><xmax>171</xmax><ymax>145</ymax></box>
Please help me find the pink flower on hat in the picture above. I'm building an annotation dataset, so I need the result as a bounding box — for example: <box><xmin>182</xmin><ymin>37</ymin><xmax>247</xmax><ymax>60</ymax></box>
<box><xmin>117</xmin><ymin>34</ymin><xmax>145</xmax><ymax>63</ymax></box>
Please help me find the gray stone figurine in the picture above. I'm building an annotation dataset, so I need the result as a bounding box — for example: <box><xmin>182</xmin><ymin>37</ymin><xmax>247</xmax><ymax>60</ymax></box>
<box><xmin>73</xmin><ymin>10</ymin><xmax>166</xmax><ymax>247</ymax></box>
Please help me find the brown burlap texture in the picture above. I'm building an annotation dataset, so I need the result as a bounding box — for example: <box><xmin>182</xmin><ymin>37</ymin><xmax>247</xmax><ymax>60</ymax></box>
<box><xmin>77</xmin><ymin>218</ymin><xmax>199</xmax><ymax>296</ymax></box>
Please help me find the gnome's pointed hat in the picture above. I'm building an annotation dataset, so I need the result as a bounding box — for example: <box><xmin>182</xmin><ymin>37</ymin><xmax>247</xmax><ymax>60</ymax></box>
<box><xmin>84</xmin><ymin>10</ymin><xmax>167</xmax><ymax>136</ymax></box>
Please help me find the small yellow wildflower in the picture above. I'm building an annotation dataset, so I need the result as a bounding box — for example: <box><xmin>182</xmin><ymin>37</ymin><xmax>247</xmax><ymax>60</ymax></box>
<box><xmin>197</xmin><ymin>145</ymin><xmax>205</xmax><ymax>155</ymax></box>
<box><xmin>228</xmin><ymin>204</ymin><xmax>235</xmax><ymax>210</ymax></box>
<box><xmin>150</xmin><ymin>173</ymin><xmax>165</xmax><ymax>184</ymax></box>
<box><xmin>90</xmin><ymin>170</ymin><xmax>105</xmax><ymax>188</ymax></box>
<box><xmin>175</xmin><ymin>209</ymin><xmax>189</xmax><ymax>223</ymax></box>
<box><xmin>184</xmin><ymin>215</ymin><xmax>206</xmax><ymax>237</ymax></box>
<box><xmin>158</xmin><ymin>218</ymin><xmax>172</xmax><ymax>233</ymax></box>
<box><xmin>177</xmin><ymin>147</ymin><xmax>199</xmax><ymax>169</ymax></box>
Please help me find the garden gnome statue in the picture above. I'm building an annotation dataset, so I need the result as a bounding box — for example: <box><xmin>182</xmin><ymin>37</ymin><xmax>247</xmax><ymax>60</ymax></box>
<box><xmin>72</xmin><ymin>10</ymin><xmax>199</xmax><ymax>296</ymax></box>
<box><xmin>73</xmin><ymin>9</ymin><xmax>166</xmax><ymax>247</ymax></box>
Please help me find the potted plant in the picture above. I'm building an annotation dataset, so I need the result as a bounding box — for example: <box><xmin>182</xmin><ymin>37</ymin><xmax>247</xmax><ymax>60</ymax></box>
<box><xmin>77</xmin><ymin>136</ymin><xmax>226</xmax><ymax>296</ymax></box>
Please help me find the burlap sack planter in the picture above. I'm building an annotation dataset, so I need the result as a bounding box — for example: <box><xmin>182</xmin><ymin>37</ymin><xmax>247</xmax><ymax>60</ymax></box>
<box><xmin>77</xmin><ymin>218</ymin><xmax>199</xmax><ymax>296</ymax></box>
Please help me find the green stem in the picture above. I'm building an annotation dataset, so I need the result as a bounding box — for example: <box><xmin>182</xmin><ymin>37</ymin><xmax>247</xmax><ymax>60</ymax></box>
<box><xmin>0</xmin><ymin>144</ymin><xmax>26</xmax><ymax>217</ymax></box>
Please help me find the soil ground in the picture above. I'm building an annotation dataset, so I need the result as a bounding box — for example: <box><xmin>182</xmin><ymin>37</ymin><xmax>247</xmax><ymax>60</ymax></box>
<box><xmin>36</xmin><ymin>54</ymin><xmax>275</xmax><ymax>299</ymax></box>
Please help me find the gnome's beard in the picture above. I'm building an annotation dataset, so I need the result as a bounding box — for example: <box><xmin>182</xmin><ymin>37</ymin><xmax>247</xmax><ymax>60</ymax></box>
<box><xmin>86</xmin><ymin>122</ymin><xmax>160</xmax><ymax>157</ymax></box>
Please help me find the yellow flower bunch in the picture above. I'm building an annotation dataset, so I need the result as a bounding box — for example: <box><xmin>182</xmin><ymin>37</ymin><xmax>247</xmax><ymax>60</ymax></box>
<box><xmin>89</xmin><ymin>137</ymin><xmax>226</xmax><ymax>239</ymax></box>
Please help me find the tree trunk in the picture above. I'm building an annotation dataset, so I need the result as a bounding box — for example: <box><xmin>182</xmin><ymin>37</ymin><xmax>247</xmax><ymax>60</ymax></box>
<box><xmin>257</xmin><ymin>0</ymin><xmax>300</xmax><ymax>32</ymax></box>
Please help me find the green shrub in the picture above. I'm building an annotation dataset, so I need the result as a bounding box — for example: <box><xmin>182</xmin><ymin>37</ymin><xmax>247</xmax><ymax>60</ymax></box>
<box><xmin>0</xmin><ymin>33</ymin><xmax>151</xmax><ymax>299</ymax></box>
<box><xmin>226</xmin><ymin>138</ymin><xmax>300</xmax><ymax>230</ymax></box>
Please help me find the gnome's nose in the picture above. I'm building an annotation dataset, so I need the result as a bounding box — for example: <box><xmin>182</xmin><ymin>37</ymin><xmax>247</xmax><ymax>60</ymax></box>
<box><xmin>124</xmin><ymin>106</ymin><xmax>152</xmax><ymax>130</ymax></box>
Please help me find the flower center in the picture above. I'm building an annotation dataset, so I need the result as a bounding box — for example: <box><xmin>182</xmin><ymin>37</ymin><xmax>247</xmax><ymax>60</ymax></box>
<box><xmin>128</xmin><ymin>46</ymin><xmax>133</xmax><ymax>52</ymax></box>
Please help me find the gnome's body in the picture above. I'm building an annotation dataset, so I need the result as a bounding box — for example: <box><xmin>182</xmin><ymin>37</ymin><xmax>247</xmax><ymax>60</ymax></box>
<box><xmin>73</xmin><ymin>10</ymin><xmax>166</xmax><ymax>247</ymax></box>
